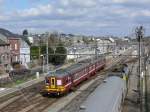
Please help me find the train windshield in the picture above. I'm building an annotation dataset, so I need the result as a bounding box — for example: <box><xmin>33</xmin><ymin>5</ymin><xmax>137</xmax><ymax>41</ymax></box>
<box><xmin>48</xmin><ymin>71</ymin><xmax>55</xmax><ymax>76</ymax></box>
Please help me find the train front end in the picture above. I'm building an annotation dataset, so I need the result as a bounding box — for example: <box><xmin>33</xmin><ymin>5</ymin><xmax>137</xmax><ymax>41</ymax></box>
<box><xmin>44</xmin><ymin>72</ymin><xmax>66</xmax><ymax>95</ymax></box>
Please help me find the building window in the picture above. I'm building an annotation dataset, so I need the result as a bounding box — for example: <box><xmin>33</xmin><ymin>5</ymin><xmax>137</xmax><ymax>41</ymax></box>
<box><xmin>2</xmin><ymin>55</ymin><xmax>5</xmax><ymax>62</ymax></box>
<box><xmin>15</xmin><ymin>56</ymin><xmax>18</xmax><ymax>61</ymax></box>
<box><xmin>10</xmin><ymin>45</ymin><xmax>12</xmax><ymax>50</ymax></box>
<box><xmin>15</xmin><ymin>44</ymin><xmax>17</xmax><ymax>50</ymax></box>
<box><xmin>7</xmin><ymin>54</ymin><xmax>9</xmax><ymax>60</ymax></box>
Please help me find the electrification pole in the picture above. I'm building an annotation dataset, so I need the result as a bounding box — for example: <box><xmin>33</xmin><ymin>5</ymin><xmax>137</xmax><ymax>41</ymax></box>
<box><xmin>136</xmin><ymin>26</ymin><xmax>144</xmax><ymax>112</ymax></box>
<box><xmin>94</xmin><ymin>37</ymin><xmax>98</xmax><ymax>59</ymax></box>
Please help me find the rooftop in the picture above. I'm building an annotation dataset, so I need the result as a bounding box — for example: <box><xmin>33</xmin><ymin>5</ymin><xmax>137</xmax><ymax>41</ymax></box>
<box><xmin>0</xmin><ymin>39</ymin><xmax>9</xmax><ymax>46</ymax></box>
<box><xmin>0</xmin><ymin>28</ymin><xmax>21</xmax><ymax>38</ymax></box>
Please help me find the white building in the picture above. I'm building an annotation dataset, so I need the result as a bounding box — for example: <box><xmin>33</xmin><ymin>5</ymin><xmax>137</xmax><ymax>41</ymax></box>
<box><xmin>67</xmin><ymin>47</ymin><xmax>95</xmax><ymax>61</ymax></box>
<box><xmin>96</xmin><ymin>37</ymin><xmax>116</xmax><ymax>54</ymax></box>
<box><xmin>20</xmin><ymin>39</ymin><xmax>30</xmax><ymax>67</ymax></box>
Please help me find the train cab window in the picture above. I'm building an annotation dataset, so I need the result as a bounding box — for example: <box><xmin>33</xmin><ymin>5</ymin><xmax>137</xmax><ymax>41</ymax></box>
<box><xmin>51</xmin><ymin>79</ymin><xmax>55</xmax><ymax>85</ymax></box>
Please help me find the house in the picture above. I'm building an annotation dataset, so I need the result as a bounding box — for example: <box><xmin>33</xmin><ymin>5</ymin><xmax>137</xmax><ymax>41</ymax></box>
<box><xmin>0</xmin><ymin>28</ymin><xmax>21</xmax><ymax>63</ymax></box>
<box><xmin>0</xmin><ymin>28</ymin><xmax>30</xmax><ymax>66</ymax></box>
<box><xmin>96</xmin><ymin>37</ymin><xmax>116</xmax><ymax>54</ymax></box>
<box><xmin>20</xmin><ymin>39</ymin><xmax>30</xmax><ymax>66</ymax></box>
<box><xmin>8</xmin><ymin>37</ymin><xmax>20</xmax><ymax>63</ymax></box>
<box><xmin>116</xmin><ymin>38</ymin><xmax>130</xmax><ymax>51</ymax></box>
<box><xmin>0</xmin><ymin>34</ymin><xmax>10</xmax><ymax>71</ymax></box>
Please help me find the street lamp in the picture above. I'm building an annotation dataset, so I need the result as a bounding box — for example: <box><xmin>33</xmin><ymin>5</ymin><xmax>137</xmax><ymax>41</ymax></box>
<box><xmin>73</xmin><ymin>47</ymin><xmax>77</xmax><ymax>62</ymax></box>
<box><xmin>37</xmin><ymin>35</ymin><xmax>41</xmax><ymax>62</ymax></box>
<box><xmin>40</xmin><ymin>54</ymin><xmax>44</xmax><ymax>73</ymax></box>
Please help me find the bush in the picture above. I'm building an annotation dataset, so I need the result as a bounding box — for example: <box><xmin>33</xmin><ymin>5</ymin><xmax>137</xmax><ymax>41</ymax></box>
<box><xmin>30</xmin><ymin>43</ymin><xmax>67</xmax><ymax>65</ymax></box>
<box><xmin>30</xmin><ymin>46</ymin><xmax>39</xmax><ymax>59</ymax></box>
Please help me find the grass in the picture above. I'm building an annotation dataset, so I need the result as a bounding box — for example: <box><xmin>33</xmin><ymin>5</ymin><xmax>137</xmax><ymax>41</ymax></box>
<box><xmin>1</xmin><ymin>75</ymin><xmax>36</xmax><ymax>88</ymax></box>
<box><xmin>15</xmin><ymin>80</ymin><xmax>24</xmax><ymax>85</ymax></box>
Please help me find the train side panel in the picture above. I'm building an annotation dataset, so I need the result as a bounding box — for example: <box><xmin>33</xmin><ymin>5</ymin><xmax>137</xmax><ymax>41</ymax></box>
<box><xmin>43</xmin><ymin>57</ymin><xmax>106</xmax><ymax>95</ymax></box>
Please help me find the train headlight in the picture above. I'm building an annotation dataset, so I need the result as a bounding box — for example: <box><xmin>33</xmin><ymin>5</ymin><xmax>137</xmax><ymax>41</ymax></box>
<box><xmin>57</xmin><ymin>80</ymin><xmax>62</xmax><ymax>86</ymax></box>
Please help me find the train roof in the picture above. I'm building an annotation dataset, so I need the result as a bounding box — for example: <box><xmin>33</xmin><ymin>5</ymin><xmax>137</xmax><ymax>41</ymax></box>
<box><xmin>47</xmin><ymin>63</ymin><xmax>89</xmax><ymax>77</ymax></box>
<box><xmin>79</xmin><ymin>76</ymin><xmax>126</xmax><ymax>112</ymax></box>
<box><xmin>46</xmin><ymin>56</ymin><xmax>105</xmax><ymax>78</ymax></box>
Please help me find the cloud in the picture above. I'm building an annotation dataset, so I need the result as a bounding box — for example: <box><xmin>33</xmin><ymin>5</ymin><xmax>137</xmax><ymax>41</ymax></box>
<box><xmin>0</xmin><ymin>15</ymin><xmax>9</xmax><ymax>21</ymax></box>
<box><xmin>15</xmin><ymin>4</ymin><xmax>53</xmax><ymax>17</ymax></box>
<box><xmin>112</xmin><ymin>0</ymin><xmax>129</xmax><ymax>3</ymax></box>
<box><xmin>60</xmin><ymin>0</ymin><xmax>97</xmax><ymax>8</ymax></box>
<box><xmin>140</xmin><ymin>10</ymin><xmax>150</xmax><ymax>17</ymax></box>
<box><xmin>112</xmin><ymin>0</ymin><xmax>150</xmax><ymax>3</ymax></box>
<box><xmin>1</xmin><ymin>0</ymin><xmax>150</xmax><ymax>36</ymax></box>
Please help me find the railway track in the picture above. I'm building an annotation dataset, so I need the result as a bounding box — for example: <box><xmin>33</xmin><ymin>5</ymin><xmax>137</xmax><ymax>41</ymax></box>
<box><xmin>0</xmin><ymin>83</ymin><xmax>60</xmax><ymax>112</ymax></box>
<box><xmin>0</xmin><ymin>56</ymin><xmax>130</xmax><ymax>112</ymax></box>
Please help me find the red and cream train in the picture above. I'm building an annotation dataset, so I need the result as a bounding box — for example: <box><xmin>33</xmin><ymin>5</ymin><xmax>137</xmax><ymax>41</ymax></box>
<box><xmin>43</xmin><ymin>56</ymin><xmax>106</xmax><ymax>95</ymax></box>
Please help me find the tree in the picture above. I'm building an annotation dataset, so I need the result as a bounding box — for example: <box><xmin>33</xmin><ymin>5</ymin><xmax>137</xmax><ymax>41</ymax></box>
<box><xmin>82</xmin><ymin>37</ymin><xmax>89</xmax><ymax>45</ymax></box>
<box><xmin>53</xmin><ymin>43</ymin><xmax>67</xmax><ymax>65</ymax></box>
<box><xmin>22</xmin><ymin>29</ymin><xmax>32</xmax><ymax>46</ymax></box>
<box><xmin>77</xmin><ymin>40</ymin><xmax>80</xmax><ymax>43</ymax></box>
<box><xmin>23</xmin><ymin>29</ymin><xmax>28</xmax><ymax>37</ymax></box>
<box><xmin>67</xmin><ymin>39</ymin><xmax>73</xmax><ymax>46</ymax></box>
<box><xmin>48</xmin><ymin>32</ymin><xmax>59</xmax><ymax>47</ymax></box>
<box><xmin>40</xmin><ymin>45</ymin><xmax>54</xmax><ymax>63</ymax></box>
<box><xmin>90</xmin><ymin>37</ymin><xmax>94</xmax><ymax>42</ymax></box>
<box><xmin>30</xmin><ymin>46</ymin><xmax>39</xmax><ymax>59</ymax></box>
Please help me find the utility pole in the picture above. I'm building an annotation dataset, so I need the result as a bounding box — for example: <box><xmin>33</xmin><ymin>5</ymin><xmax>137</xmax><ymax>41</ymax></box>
<box><xmin>46</xmin><ymin>32</ymin><xmax>49</xmax><ymax>72</ymax></box>
<box><xmin>38</xmin><ymin>35</ymin><xmax>41</xmax><ymax>62</ymax></box>
<box><xmin>135</xmin><ymin>26</ymin><xmax>144</xmax><ymax>112</ymax></box>
<box><xmin>94</xmin><ymin>37</ymin><xmax>98</xmax><ymax>59</ymax></box>
<box><xmin>102</xmin><ymin>39</ymin><xmax>104</xmax><ymax>54</ymax></box>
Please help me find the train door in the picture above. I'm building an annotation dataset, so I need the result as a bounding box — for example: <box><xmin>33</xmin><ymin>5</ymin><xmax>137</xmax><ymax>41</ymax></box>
<box><xmin>50</xmin><ymin>77</ymin><xmax>56</xmax><ymax>88</ymax></box>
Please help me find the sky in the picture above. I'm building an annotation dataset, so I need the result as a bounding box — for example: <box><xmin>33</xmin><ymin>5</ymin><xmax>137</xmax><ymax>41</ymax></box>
<box><xmin>0</xmin><ymin>0</ymin><xmax>150</xmax><ymax>36</ymax></box>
